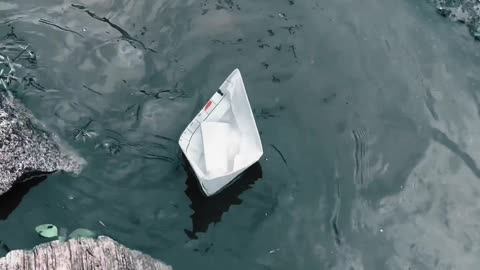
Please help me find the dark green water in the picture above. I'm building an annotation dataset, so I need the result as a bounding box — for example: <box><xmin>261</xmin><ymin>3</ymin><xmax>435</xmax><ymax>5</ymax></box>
<box><xmin>2</xmin><ymin>0</ymin><xmax>480</xmax><ymax>269</ymax></box>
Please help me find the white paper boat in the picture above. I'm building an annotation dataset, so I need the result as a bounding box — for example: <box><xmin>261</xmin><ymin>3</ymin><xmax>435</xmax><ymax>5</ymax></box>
<box><xmin>179</xmin><ymin>69</ymin><xmax>263</xmax><ymax>196</ymax></box>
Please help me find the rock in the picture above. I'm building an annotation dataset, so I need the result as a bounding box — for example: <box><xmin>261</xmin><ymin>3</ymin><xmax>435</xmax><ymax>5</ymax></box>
<box><xmin>0</xmin><ymin>236</ymin><xmax>172</xmax><ymax>270</ymax></box>
<box><xmin>0</xmin><ymin>92</ymin><xmax>85</xmax><ymax>195</ymax></box>
<box><xmin>432</xmin><ymin>0</ymin><xmax>480</xmax><ymax>40</ymax></box>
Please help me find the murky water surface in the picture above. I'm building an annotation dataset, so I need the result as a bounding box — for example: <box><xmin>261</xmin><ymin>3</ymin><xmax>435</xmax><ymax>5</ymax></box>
<box><xmin>1</xmin><ymin>0</ymin><xmax>480</xmax><ymax>269</ymax></box>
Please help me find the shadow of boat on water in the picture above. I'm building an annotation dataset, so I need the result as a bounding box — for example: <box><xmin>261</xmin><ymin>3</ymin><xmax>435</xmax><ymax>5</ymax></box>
<box><xmin>183</xmin><ymin>156</ymin><xmax>263</xmax><ymax>239</ymax></box>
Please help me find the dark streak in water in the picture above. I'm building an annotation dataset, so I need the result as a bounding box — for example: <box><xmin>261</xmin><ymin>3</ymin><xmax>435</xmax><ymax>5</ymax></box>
<box><xmin>280</xmin><ymin>24</ymin><xmax>303</xmax><ymax>35</ymax></box>
<box><xmin>322</xmin><ymin>93</ymin><xmax>337</xmax><ymax>104</ymax></box>
<box><xmin>71</xmin><ymin>4</ymin><xmax>86</xmax><ymax>10</ymax></box>
<box><xmin>270</xmin><ymin>144</ymin><xmax>287</xmax><ymax>165</ymax></box>
<box><xmin>147</xmin><ymin>142</ymin><xmax>169</xmax><ymax>151</ymax></box>
<box><xmin>71</xmin><ymin>4</ymin><xmax>157</xmax><ymax>52</ymax></box>
<box><xmin>384</xmin><ymin>39</ymin><xmax>391</xmax><ymax>51</ymax></box>
<box><xmin>424</xmin><ymin>87</ymin><xmax>439</xmax><ymax>120</ymax></box>
<box><xmin>352</xmin><ymin>129</ymin><xmax>367</xmax><ymax>185</ymax></box>
<box><xmin>135</xmin><ymin>104</ymin><xmax>142</xmax><ymax>122</ymax></box>
<box><xmin>23</xmin><ymin>77</ymin><xmax>46</xmax><ymax>92</ymax></box>
<box><xmin>431</xmin><ymin>127</ymin><xmax>480</xmax><ymax>178</ymax></box>
<box><xmin>11</xmin><ymin>46</ymin><xmax>28</xmax><ymax>62</ymax></box>
<box><xmin>330</xmin><ymin>174</ymin><xmax>341</xmax><ymax>246</ymax></box>
<box><xmin>212</xmin><ymin>38</ymin><xmax>244</xmax><ymax>45</ymax></box>
<box><xmin>288</xmin><ymin>45</ymin><xmax>297</xmax><ymax>58</ymax></box>
<box><xmin>138</xmin><ymin>85</ymin><xmax>188</xmax><ymax>99</ymax></box>
<box><xmin>255</xmin><ymin>105</ymin><xmax>285</xmax><ymax>119</ymax></box>
<box><xmin>124</xmin><ymin>103</ymin><xmax>137</xmax><ymax>113</ymax></box>
<box><xmin>38</xmin><ymin>19</ymin><xmax>84</xmax><ymax>38</ymax></box>
<box><xmin>141</xmin><ymin>154</ymin><xmax>175</xmax><ymax>163</ymax></box>
<box><xmin>82</xmin><ymin>84</ymin><xmax>103</xmax><ymax>96</ymax></box>
<box><xmin>352</xmin><ymin>131</ymin><xmax>360</xmax><ymax>183</ymax></box>
<box><xmin>153</xmin><ymin>134</ymin><xmax>176</xmax><ymax>143</ymax></box>
<box><xmin>0</xmin><ymin>17</ymin><xmax>24</xmax><ymax>25</ymax></box>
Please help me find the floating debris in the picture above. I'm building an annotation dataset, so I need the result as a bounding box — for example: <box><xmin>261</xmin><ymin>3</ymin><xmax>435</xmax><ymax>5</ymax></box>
<box><xmin>257</xmin><ymin>38</ymin><xmax>271</xmax><ymax>48</ymax></box>
<box><xmin>0</xmin><ymin>53</ymin><xmax>21</xmax><ymax>92</ymax></box>
<box><xmin>280</xmin><ymin>24</ymin><xmax>303</xmax><ymax>35</ymax></box>
<box><xmin>254</xmin><ymin>104</ymin><xmax>286</xmax><ymax>119</ymax></box>
<box><xmin>82</xmin><ymin>84</ymin><xmax>103</xmax><ymax>96</ymax></box>
<box><xmin>268</xmin><ymin>248</ymin><xmax>280</xmax><ymax>254</ymax></box>
<box><xmin>211</xmin><ymin>38</ymin><xmax>244</xmax><ymax>45</ymax></box>
<box><xmin>278</xmin><ymin>13</ymin><xmax>288</xmax><ymax>20</ymax></box>
<box><xmin>35</xmin><ymin>224</ymin><xmax>59</xmax><ymax>238</ymax></box>
<box><xmin>0</xmin><ymin>42</ymin><xmax>37</xmax><ymax>93</ymax></box>
<box><xmin>71</xmin><ymin>4</ymin><xmax>157</xmax><ymax>52</ymax></box>
<box><xmin>23</xmin><ymin>75</ymin><xmax>46</xmax><ymax>91</ymax></box>
<box><xmin>38</xmin><ymin>19</ymin><xmax>84</xmax><ymax>38</ymax></box>
<box><xmin>73</xmin><ymin>119</ymin><xmax>98</xmax><ymax>142</ymax></box>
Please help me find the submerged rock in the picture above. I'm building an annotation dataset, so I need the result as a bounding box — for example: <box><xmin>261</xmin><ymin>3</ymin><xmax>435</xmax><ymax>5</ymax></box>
<box><xmin>433</xmin><ymin>0</ymin><xmax>480</xmax><ymax>39</ymax></box>
<box><xmin>0</xmin><ymin>236</ymin><xmax>172</xmax><ymax>270</ymax></box>
<box><xmin>0</xmin><ymin>92</ymin><xmax>85</xmax><ymax>195</ymax></box>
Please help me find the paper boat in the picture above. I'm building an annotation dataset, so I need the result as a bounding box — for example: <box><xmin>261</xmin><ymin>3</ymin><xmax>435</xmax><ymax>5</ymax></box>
<box><xmin>179</xmin><ymin>69</ymin><xmax>263</xmax><ymax>196</ymax></box>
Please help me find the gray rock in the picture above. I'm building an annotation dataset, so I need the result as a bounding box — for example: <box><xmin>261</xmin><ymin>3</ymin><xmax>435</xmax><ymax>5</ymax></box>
<box><xmin>432</xmin><ymin>0</ymin><xmax>480</xmax><ymax>39</ymax></box>
<box><xmin>0</xmin><ymin>236</ymin><xmax>172</xmax><ymax>270</ymax></box>
<box><xmin>0</xmin><ymin>92</ymin><xmax>85</xmax><ymax>195</ymax></box>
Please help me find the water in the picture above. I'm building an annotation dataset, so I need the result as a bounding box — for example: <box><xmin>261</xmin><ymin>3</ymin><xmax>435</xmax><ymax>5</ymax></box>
<box><xmin>1</xmin><ymin>0</ymin><xmax>480</xmax><ymax>269</ymax></box>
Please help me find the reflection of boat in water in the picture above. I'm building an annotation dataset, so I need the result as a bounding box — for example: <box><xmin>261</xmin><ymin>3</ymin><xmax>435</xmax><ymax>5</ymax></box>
<box><xmin>179</xmin><ymin>69</ymin><xmax>263</xmax><ymax>196</ymax></box>
<box><xmin>183</xmin><ymin>158</ymin><xmax>263</xmax><ymax>239</ymax></box>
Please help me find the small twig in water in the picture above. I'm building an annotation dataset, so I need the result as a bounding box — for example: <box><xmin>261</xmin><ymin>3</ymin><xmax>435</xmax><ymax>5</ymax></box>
<box><xmin>82</xmin><ymin>84</ymin><xmax>103</xmax><ymax>96</ymax></box>
<box><xmin>271</xmin><ymin>144</ymin><xmax>288</xmax><ymax>165</ymax></box>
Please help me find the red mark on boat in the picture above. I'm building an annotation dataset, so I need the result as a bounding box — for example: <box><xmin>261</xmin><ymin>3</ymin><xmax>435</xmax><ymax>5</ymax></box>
<box><xmin>204</xmin><ymin>100</ymin><xmax>213</xmax><ymax>111</ymax></box>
